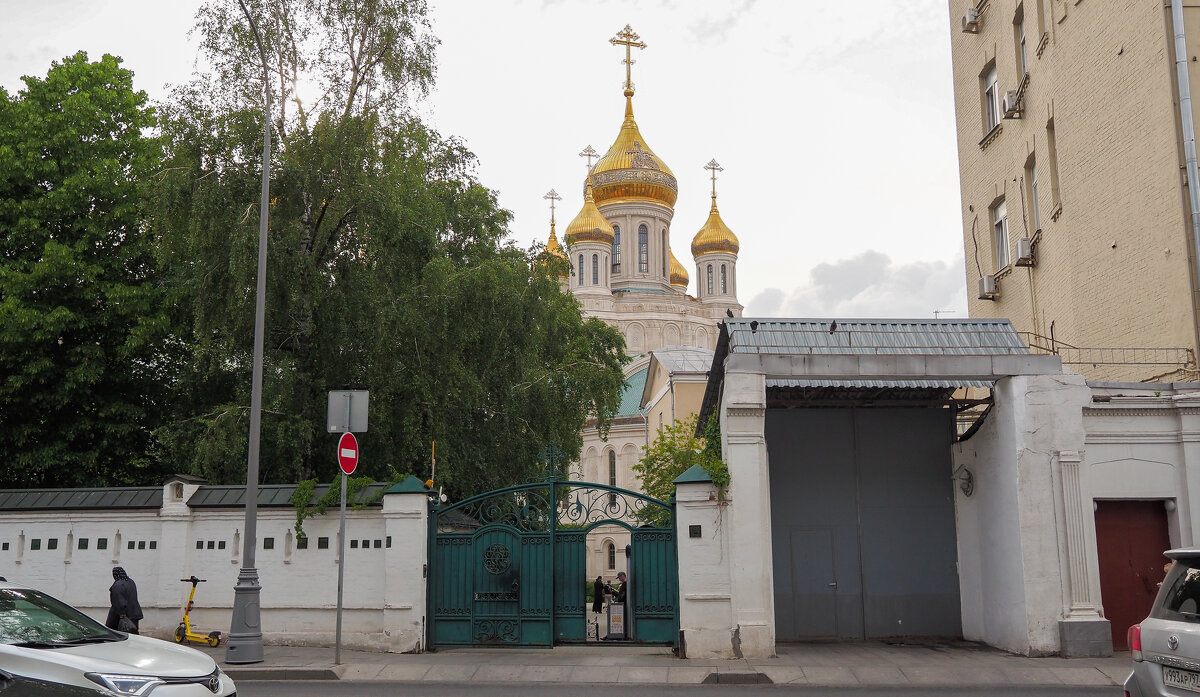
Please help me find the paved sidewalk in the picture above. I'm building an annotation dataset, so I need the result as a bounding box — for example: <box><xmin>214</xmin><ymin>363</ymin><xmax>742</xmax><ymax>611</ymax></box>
<box><xmin>196</xmin><ymin>640</ymin><xmax>1134</xmax><ymax>688</ymax></box>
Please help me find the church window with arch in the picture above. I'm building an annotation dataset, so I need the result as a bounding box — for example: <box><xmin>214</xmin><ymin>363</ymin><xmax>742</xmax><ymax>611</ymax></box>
<box><xmin>579</xmin><ymin>255</ymin><xmax>585</xmax><ymax>285</ymax></box>
<box><xmin>607</xmin><ymin>542</ymin><xmax>616</xmax><ymax>570</ymax></box>
<box><xmin>613</xmin><ymin>226</ymin><xmax>621</xmax><ymax>266</ymax></box>
<box><xmin>721</xmin><ymin>264</ymin><xmax>727</xmax><ymax>294</ymax></box>
<box><xmin>707</xmin><ymin>264</ymin><xmax>714</xmax><ymax>295</ymax></box>
<box><xmin>592</xmin><ymin>254</ymin><xmax>599</xmax><ymax>284</ymax></box>
<box><xmin>638</xmin><ymin>224</ymin><xmax>648</xmax><ymax>272</ymax></box>
<box><xmin>608</xmin><ymin>451</ymin><xmax>618</xmax><ymax>507</ymax></box>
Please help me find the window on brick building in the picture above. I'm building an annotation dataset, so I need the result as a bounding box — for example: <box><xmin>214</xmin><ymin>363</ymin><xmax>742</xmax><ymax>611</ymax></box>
<box><xmin>992</xmin><ymin>199</ymin><xmax>1010</xmax><ymax>269</ymax></box>
<box><xmin>983</xmin><ymin>63</ymin><xmax>1000</xmax><ymax>132</ymax></box>
<box><xmin>1047</xmin><ymin>118</ymin><xmax>1063</xmax><ymax>210</ymax></box>
<box><xmin>1014</xmin><ymin>9</ymin><xmax>1027</xmax><ymax>75</ymax></box>
<box><xmin>1026</xmin><ymin>157</ymin><xmax>1041</xmax><ymax>232</ymax></box>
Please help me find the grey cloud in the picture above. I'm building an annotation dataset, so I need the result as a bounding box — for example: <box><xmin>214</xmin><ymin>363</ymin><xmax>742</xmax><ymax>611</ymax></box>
<box><xmin>687</xmin><ymin>0</ymin><xmax>759</xmax><ymax>44</ymax></box>
<box><xmin>745</xmin><ymin>250</ymin><xmax>968</xmax><ymax>319</ymax></box>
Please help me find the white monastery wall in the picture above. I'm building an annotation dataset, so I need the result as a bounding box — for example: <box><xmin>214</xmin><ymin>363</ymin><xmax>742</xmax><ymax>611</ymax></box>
<box><xmin>0</xmin><ymin>485</ymin><xmax>429</xmax><ymax>653</ymax></box>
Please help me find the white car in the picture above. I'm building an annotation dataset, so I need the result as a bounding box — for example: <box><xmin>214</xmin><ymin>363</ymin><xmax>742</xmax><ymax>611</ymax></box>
<box><xmin>0</xmin><ymin>580</ymin><xmax>236</xmax><ymax>696</ymax></box>
<box><xmin>1125</xmin><ymin>548</ymin><xmax>1200</xmax><ymax>697</ymax></box>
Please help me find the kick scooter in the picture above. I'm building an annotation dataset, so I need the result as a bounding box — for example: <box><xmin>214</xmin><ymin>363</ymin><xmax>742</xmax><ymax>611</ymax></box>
<box><xmin>173</xmin><ymin>576</ymin><xmax>222</xmax><ymax>647</ymax></box>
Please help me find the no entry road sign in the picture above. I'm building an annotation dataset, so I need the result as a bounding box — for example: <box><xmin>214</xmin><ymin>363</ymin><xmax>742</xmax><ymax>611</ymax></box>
<box><xmin>337</xmin><ymin>432</ymin><xmax>359</xmax><ymax>475</ymax></box>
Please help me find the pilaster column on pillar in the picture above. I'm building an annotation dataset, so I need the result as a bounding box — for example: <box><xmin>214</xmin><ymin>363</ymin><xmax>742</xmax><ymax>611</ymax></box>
<box><xmin>1058</xmin><ymin>450</ymin><xmax>1100</xmax><ymax>617</ymax></box>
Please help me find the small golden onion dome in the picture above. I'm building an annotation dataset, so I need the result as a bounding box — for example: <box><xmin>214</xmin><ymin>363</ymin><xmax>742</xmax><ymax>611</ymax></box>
<box><xmin>691</xmin><ymin>194</ymin><xmax>740</xmax><ymax>257</ymax></box>
<box><xmin>563</xmin><ymin>182</ymin><xmax>614</xmax><ymax>246</ymax></box>
<box><xmin>669</xmin><ymin>250</ymin><xmax>689</xmax><ymax>289</ymax></box>
<box><xmin>545</xmin><ymin>221</ymin><xmax>568</xmax><ymax>261</ymax></box>
<box><xmin>590</xmin><ymin>90</ymin><xmax>678</xmax><ymax>208</ymax></box>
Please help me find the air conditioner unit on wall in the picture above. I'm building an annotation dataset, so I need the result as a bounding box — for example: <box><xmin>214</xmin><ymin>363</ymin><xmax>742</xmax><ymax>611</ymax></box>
<box><xmin>977</xmin><ymin>274</ymin><xmax>999</xmax><ymax>299</ymax></box>
<box><xmin>962</xmin><ymin>7</ymin><xmax>982</xmax><ymax>33</ymax></box>
<box><xmin>1002</xmin><ymin>91</ymin><xmax>1022</xmax><ymax>118</ymax></box>
<box><xmin>1015</xmin><ymin>237</ymin><xmax>1034</xmax><ymax>266</ymax></box>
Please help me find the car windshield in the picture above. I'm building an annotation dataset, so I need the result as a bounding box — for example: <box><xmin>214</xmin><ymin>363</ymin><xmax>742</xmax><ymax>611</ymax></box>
<box><xmin>0</xmin><ymin>588</ymin><xmax>118</xmax><ymax>646</ymax></box>
<box><xmin>1152</xmin><ymin>558</ymin><xmax>1200</xmax><ymax>622</ymax></box>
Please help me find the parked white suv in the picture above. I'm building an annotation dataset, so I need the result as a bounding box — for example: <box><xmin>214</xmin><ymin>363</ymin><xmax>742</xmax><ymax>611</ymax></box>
<box><xmin>1126</xmin><ymin>548</ymin><xmax>1200</xmax><ymax>697</ymax></box>
<box><xmin>0</xmin><ymin>580</ymin><xmax>236</xmax><ymax>696</ymax></box>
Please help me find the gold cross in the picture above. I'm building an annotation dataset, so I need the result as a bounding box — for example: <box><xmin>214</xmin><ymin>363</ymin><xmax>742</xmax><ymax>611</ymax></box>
<box><xmin>705</xmin><ymin>159</ymin><xmax>724</xmax><ymax>197</ymax></box>
<box><xmin>610</xmin><ymin>24</ymin><xmax>646</xmax><ymax>92</ymax></box>
<box><xmin>544</xmin><ymin>189</ymin><xmax>562</xmax><ymax>224</ymax></box>
<box><xmin>579</xmin><ymin>145</ymin><xmax>599</xmax><ymax>172</ymax></box>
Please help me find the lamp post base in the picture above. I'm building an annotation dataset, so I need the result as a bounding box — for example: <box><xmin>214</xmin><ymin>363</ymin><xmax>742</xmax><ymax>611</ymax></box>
<box><xmin>224</xmin><ymin>567</ymin><xmax>263</xmax><ymax>664</ymax></box>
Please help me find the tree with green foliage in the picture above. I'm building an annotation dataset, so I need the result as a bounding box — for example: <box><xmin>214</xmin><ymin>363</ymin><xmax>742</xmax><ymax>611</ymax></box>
<box><xmin>149</xmin><ymin>0</ymin><xmax>627</xmax><ymax>496</ymax></box>
<box><xmin>633</xmin><ymin>414</ymin><xmax>706</xmax><ymax>501</ymax></box>
<box><xmin>0</xmin><ymin>53</ymin><xmax>173</xmax><ymax>487</ymax></box>
<box><xmin>633</xmin><ymin>413</ymin><xmax>730</xmax><ymax>502</ymax></box>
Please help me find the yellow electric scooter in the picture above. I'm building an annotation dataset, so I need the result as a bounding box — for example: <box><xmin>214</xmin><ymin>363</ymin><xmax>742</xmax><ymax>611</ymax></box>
<box><xmin>173</xmin><ymin>576</ymin><xmax>222</xmax><ymax>647</ymax></box>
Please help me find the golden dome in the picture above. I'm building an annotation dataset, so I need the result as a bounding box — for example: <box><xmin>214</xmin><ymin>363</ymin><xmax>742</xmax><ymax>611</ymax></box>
<box><xmin>669</xmin><ymin>250</ymin><xmax>689</xmax><ymax>289</ymax></box>
<box><xmin>563</xmin><ymin>182</ymin><xmax>614</xmax><ymax>246</ymax></box>
<box><xmin>545</xmin><ymin>222</ymin><xmax>569</xmax><ymax>260</ymax></box>
<box><xmin>691</xmin><ymin>194</ymin><xmax>740</xmax><ymax>257</ymax></box>
<box><xmin>590</xmin><ymin>90</ymin><xmax>678</xmax><ymax>208</ymax></box>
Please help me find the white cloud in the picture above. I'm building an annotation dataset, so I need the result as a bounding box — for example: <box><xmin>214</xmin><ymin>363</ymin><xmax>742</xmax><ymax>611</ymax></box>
<box><xmin>744</xmin><ymin>250</ymin><xmax>968</xmax><ymax>319</ymax></box>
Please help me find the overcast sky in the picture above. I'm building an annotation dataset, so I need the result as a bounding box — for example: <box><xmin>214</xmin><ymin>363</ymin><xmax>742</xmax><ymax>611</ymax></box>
<box><xmin>0</xmin><ymin>0</ymin><xmax>968</xmax><ymax>319</ymax></box>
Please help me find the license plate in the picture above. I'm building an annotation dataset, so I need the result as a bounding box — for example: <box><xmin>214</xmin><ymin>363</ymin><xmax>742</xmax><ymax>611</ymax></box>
<box><xmin>1164</xmin><ymin>665</ymin><xmax>1200</xmax><ymax>692</ymax></box>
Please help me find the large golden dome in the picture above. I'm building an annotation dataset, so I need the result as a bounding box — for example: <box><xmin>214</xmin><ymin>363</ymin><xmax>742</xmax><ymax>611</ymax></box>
<box><xmin>669</xmin><ymin>250</ymin><xmax>689</xmax><ymax>289</ymax></box>
<box><xmin>691</xmin><ymin>194</ymin><xmax>740</xmax><ymax>257</ymax></box>
<box><xmin>590</xmin><ymin>90</ymin><xmax>678</xmax><ymax>209</ymax></box>
<box><xmin>564</xmin><ymin>182</ymin><xmax>614</xmax><ymax>246</ymax></box>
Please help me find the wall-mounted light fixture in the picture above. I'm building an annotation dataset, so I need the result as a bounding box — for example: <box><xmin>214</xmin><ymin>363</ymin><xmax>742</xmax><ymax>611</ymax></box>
<box><xmin>953</xmin><ymin>465</ymin><xmax>975</xmax><ymax>497</ymax></box>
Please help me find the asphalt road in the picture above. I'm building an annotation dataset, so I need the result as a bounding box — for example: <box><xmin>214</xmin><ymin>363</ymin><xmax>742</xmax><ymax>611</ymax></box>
<box><xmin>236</xmin><ymin>682</ymin><xmax>1123</xmax><ymax>697</ymax></box>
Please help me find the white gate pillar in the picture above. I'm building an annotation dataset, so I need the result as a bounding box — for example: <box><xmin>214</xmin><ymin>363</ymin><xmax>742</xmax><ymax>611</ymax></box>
<box><xmin>381</xmin><ymin>476</ymin><xmax>430</xmax><ymax>653</ymax></box>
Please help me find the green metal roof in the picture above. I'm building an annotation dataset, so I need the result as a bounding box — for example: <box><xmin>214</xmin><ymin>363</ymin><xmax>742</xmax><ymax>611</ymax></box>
<box><xmin>0</xmin><ymin>488</ymin><xmax>163</xmax><ymax>511</ymax></box>
<box><xmin>187</xmin><ymin>483</ymin><xmax>388</xmax><ymax>508</ymax></box>
<box><xmin>673</xmin><ymin>464</ymin><xmax>713</xmax><ymax>484</ymax></box>
<box><xmin>616</xmin><ymin>367</ymin><xmax>649</xmax><ymax>417</ymax></box>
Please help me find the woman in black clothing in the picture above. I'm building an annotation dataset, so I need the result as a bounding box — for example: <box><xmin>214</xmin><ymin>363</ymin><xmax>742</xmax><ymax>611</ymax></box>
<box><xmin>592</xmin><ymin>576</ymin><xmax>605</xmax><ymax>614</ymax></box>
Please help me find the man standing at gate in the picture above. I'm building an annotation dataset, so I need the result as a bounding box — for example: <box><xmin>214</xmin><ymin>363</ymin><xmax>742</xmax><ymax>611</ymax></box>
<box><xmin>613</xmin><ymin>571</ymin><xmax>628</xmax><ymax>604</ymax></box>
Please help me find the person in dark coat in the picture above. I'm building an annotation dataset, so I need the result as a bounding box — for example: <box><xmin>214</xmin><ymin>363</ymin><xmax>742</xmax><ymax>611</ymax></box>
<box><xmin>592</xmin><ymin>576</ymin><xmax>605</xmax><ymax>614</ymax></box>
<box><xmin>613</xmin><ymin>571</ymin><xmax>628</xmax><ymax>604</ymax></box>
<box><xmin>105</xmin><ymin>566</ymin><xmax>143</xmax><ymax>633</ymax></box>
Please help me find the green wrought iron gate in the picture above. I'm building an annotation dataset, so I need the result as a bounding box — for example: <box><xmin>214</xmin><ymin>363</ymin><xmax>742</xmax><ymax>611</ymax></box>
<box><xmin>427</xmin><ymin>477</ymin><xmax>678</xmax><ymax>648</ymax></box>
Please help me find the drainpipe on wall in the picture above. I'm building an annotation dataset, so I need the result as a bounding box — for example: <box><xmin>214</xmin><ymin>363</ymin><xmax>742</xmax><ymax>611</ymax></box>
<box><xmin>1170</xmin><ymin>0</ymin><xmax>1200</xmax><ymax>365</ymax></box>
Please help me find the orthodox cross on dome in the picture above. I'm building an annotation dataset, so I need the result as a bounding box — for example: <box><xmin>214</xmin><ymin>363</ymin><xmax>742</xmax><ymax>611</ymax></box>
<box><xmin>705</xmin><ymin>158</ymin><xmax>724</xmax><ymax>198</ymax></box>
<box><xmin>543</xmin><ymin>188</ymin><xmax>562</xmax><ymax>225</ymax></box>
<box><xmin>578</xmin><ymin>145</ymin><xmax>599</xmax><ymax>172</ymax></box>
<box><xmin>610</xmin><ymin>24</ymin><xmax>646</xmax><ymax>92</ymax></box>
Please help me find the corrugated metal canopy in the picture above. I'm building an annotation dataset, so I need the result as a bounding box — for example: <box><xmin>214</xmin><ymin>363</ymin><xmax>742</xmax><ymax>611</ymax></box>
<box><xmin>725</xmin><ymin>318</ymin><xmax>1029</xmax><ymax>356</ymax></box>
<box><xmin>768</xmin><ymin>378</ymin><xmax>993</xmax><ymax>389</ymax></box>
<box><xmin>0</xmin><ymin>487</ymin><xmax>162</xmax><ymax>511</ymax></box>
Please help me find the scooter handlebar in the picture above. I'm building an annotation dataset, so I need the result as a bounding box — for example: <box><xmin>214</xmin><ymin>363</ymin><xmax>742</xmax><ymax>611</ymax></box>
<box><xmin>180</xmin><ymin>577</ymin><xmax>207</xmax><ymax>584</ymax></box>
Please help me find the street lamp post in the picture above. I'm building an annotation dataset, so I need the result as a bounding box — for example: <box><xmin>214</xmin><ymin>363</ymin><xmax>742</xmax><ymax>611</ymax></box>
<box><xmin>225</xmin><ymin>0</ymin><xmax>270</xmax><ymax>665</ymax></box>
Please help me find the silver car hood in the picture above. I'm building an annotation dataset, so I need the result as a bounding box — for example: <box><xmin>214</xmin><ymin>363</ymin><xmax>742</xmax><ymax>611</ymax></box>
<box><xmin>13</xmin><ymin>634</ymin><xmax>218</xmax><ymax>678</ymax></box>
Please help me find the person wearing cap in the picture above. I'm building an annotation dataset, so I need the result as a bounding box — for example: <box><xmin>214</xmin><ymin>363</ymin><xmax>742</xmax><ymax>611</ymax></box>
<box><xmin>105</xmin><ymin>566</ymin><xmax>143</xmax><ymax>633</ymax></box>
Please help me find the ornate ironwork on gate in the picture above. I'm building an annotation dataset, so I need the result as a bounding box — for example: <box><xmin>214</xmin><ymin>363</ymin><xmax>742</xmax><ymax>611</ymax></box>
<box><xmin>427</xmin><ymin>476</ymin><xmax>678</xmax><ymax>648</ymax></box>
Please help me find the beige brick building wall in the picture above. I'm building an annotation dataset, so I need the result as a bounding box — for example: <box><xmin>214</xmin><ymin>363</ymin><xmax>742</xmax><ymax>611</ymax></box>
<box><xmin>949</xmin><ymin>0</ymin><xmax>1200</xmax><ymax>381</ymax></box>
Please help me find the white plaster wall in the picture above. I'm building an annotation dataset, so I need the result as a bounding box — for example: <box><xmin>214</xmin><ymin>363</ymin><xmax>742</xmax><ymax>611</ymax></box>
<box><xmin>674</xmin><ymin>480</ymin><xmax>734</xmax><ymax>658</ymax></box>
<box><xmin>0</xmin><ymin>490</ymin><xmax>430</xmax><ymax>652</ymax></box>
<box><xmin>953</xmin><ymin>373</ymin><xmax>1090</xmax><ymax>656</ymax></box>
<box><xmin>1082</xmin><ymin>385</ymin><xmax>1200</xmax><ymax>621</ymax></box>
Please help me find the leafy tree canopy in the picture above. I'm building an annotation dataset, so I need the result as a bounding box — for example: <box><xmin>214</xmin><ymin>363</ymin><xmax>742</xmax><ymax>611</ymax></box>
<box><xmin>0</xmin><ymin>52</ymin><xmax>171</xmax><ymax>487</ymax></box>
<box><xmin>633</xmin><ymin>412</ymin><xmax>729</xmax><ymax>502</ymax></box>
<box><xmin>148</xmin><ymin>0</ymin><xmax>627</xmax><ymax>497</ymax></box>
